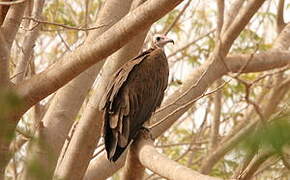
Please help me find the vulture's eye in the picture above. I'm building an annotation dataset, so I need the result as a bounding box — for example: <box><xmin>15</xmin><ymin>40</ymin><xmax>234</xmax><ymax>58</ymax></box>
<box><xmin>156</xmin><ymin>37</ymin><xmax>161</xmax><ymax>41</ymax></box>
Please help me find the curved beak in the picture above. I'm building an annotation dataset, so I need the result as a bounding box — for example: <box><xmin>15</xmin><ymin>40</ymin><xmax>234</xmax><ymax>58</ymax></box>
<box><xmin>167</xmin><ymin>39</ymin><xmax>174</xmax><ymax>45</ymax></box>
<box><xmin>164</xmin><ymin>37</ymin><xmax>174</xmax><ymax>45</ymax></box>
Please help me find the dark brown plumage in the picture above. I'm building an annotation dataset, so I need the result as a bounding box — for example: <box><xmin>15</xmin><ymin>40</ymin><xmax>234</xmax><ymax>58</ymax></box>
<box><xmin>100</xmin><ymin>35</ymin><xmax>173</xmax><ymax>162</ymax></box>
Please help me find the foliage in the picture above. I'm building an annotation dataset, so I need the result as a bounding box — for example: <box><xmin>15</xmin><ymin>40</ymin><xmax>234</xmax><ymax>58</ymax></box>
<box><xmin>241</xmin><ymin>112</ymin><xmax>290</xmax><ymax>154</ymax></box>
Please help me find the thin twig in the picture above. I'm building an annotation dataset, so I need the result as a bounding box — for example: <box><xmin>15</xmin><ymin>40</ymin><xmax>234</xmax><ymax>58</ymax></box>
<box><xmin>251</xmin><ymin>66</ymin><xmax>289</xmax><ymax>85</ymax></box>
<box><xmin>22</xmin><ymin>16</ymin><xmax>108</xmax><ymax>31</ymax></box>
<box><xmin>84</xmin><ymin>0</ymin><xmax>90</xmax><ymax>35</ymax></box>
<box><xmin>164</xmin><ymin>0</ymin><xmax>192</xmax><ymax>35</ymax></box>
<box><xmin>9</xmin><ymin>71</ymin><xmax>25</xmax><ymax>80</ymax></box>
<box><xmin>150</xmin><ymin>80</ymin><xmax>230</xmax><ymax>129</ymax></box>
<box><xmin>57</xmin><ymin>31</ymin><xmax>72</xmax><ymax>51</ymax></box>
<box><xmin>168</xmin><ymin>29</ymin><xmax>215</xmax><ymax>58</ymax></box>
<box><xmin>155</xmin><ymin>64</ymin><xmax>210</xmax><ymax>114</ymax></box>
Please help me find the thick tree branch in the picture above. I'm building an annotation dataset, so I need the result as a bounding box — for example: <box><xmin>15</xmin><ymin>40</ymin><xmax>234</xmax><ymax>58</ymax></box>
<box><xmin>13</xmin><ymin>0</ymin><xmax>44</xmax><ymax>84</ymax></box>
<box><xmin>84</xmin><ymin>151</ymin><xmax>126</xmax><ymax>180</ymax></box>
<box><xmin>133</xmin><ymin>131</ymin><xmax>221</xmax><ymax>180</ymax></box>
<box><xmin>273</xmin><ymin>23</ymin><xmax>290</xmax><ymax>50</ymax></box>
<box><xmin>53</xmin><ymin>111</ymin><xmax>103</xmax><ymax>180</ymax></box>
<box><xmin>0</xmin><ymin>0</ymin><xmax>9</xmax><ymax>25</ymax></box>
<box><xmin>210</xmin><ymin>80</ymin><xmax>222</xmax><ymax>150</ymax></box>
<box><xmin>121</xmin><ymin>133</ymin><xmax>145</xmax><ymax>180</ymax></box>
<box><xmin>216</xmin><ymin>0</ymin><xmax>224</xmax><ymax>36</ymax></box>
<box><xmin>221</xmin><ymin>0</ymin><xmax>266</xmax><ymax>56</ymax></box>
<box><xmin>1</xmin><ymin>1</ymin><xmax>26</xmax><ymax>50</ymax></box>
<box><xmin>0</xmin><ymin>30</ymin><xmax>9</xmax><ymax>86</ymax></box>
<box><xmin>277</xmin><ymin>0</ymin><xmax>285</xmax><ymax>33</ymax></box>
<box><xmin>221</xmin><ymin>0</ymin><xmax>244</xmax><ymax>34</ymax></box>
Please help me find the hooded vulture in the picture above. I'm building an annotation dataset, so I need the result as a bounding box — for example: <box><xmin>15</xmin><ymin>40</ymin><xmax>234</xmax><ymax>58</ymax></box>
<box><xmin>100</xmin><ymin>34</ymin><xmax>174</xmax><ymax>162</ymax></box>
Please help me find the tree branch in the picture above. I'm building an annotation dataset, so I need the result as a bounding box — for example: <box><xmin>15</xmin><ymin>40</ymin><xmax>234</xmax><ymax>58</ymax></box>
<box><xmin>121</xmin><ymin>134</ymin><xmax>145</xmax><ymax>180</ymax></box>
<box><xmin>209</xmin><ymin>80</ymin><xmax>222</xmax><ymax>150</ymax></box>
<box><xmin>277</xmin><ymin>0</ymin><xmax>285</xmax><ymax>33</ymax></box>
<box><xmin>216</xmin><ymin>0</ymin><xmax>224</xmax><ymax>36</ymax></box>
<box><xmin>1</xmin><ymin>1</ymin><xmax>26</xmax><ymax>50</ymax></box>
<box><xmin>221</xmin><ymin>0</ymin><xmax>266</xmax><ymax>56</ymax></box>
<box><xmin>84</xmin><ymin>151</ymin><xmax>126</xmax><ymax>180</ymax></box>
<box><xmin>273</xmin><ymin>23</ymin><xmax>290</xmax><ymax>50</ymax></box>
<box><xmin>0</xmin><ymin>30</ymin><xmax>9</xmax><ymax>87</ymax></box>
<box><xmin>13</xmin><ymin>0</ymin><xmax>45</xmax><ymax>84</ymax></box>
<box><xmin>221</xmin><ymin>0</ymin><xmax>244</xmax><ymax>34</ymax></box>
<box><xmin>133</xmin><ymin>131</ymin><xmax>222</xmax><ymax>180</ymax></box>
<box><xmin>0</xmin><ymin>0</ymin><xmax>9</xmax><ymax>25</ymax></box>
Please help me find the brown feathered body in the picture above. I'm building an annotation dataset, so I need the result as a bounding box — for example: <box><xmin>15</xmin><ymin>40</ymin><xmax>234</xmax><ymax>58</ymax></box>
<box><xmin>100</xmin><ymin>48</ymin><xmax>169</xmax><ymax>162</ymax></box>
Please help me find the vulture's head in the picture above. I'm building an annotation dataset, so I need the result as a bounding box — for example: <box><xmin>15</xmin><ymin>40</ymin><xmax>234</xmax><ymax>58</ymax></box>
<box><xmin>153</xmin><ymin>34</ymin><xmax>174</xmax><ymax>49</ymax></box>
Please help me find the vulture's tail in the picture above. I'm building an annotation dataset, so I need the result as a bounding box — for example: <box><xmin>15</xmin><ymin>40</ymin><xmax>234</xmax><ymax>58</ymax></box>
<box><xmin>104</xmin><ymin>116</ymin><xmax>129</xmax><ymax>162</ymax></box>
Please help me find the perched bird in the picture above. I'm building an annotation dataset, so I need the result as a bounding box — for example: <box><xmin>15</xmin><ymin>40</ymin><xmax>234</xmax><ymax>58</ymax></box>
<box><xmin>100</xmin><ymin>34</ymin><xmax>174</xmax><ymax>162</ymax></box>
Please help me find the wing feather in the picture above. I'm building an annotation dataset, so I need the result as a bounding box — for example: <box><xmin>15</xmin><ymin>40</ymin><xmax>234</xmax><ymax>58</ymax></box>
<box><xmin>99</xmin><ymin>49</ymin><xmax>153</xmax><ymax>111</ymax></box>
